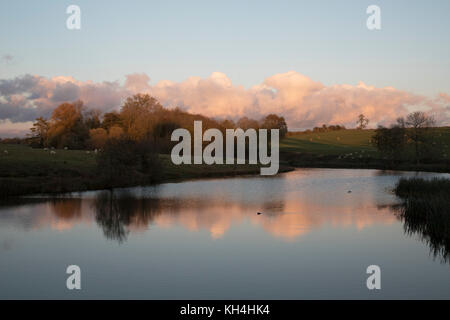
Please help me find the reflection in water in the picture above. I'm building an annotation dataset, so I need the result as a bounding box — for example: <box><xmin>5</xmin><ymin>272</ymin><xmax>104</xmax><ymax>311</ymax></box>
<box><xmin>93</xmin><ymin>191</ymin><xmax>164</xmax><ymax>243</ymax></box>
<box><xmin>0</xmin><ymin>173</ymin><xmax>401</xmax><ymax>243</ymax></box>
<box><xmin>92</xmin><ymin>190</ymin><xmax>289</xmax><ymax>243</ymax></box>
<box><xmin>390</xmin><ymin>202</ymin><xmax>450</xmax><ymax>264</ymax></box>
<box><xmin>1</xmin><ymin>169</ymin><xmax>450</xmax><ymax>299</ymax></box>
<box><xmin>0</xmin><ymin>169</ymin><xmax>447</xmax><ymax>250</ymax></box>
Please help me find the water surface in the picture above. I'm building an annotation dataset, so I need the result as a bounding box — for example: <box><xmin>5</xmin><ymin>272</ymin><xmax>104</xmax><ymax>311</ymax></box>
<box><xmin>1</xmin><ymin>169</ymin><xmax>449</xmax><ymax>299</ymax></box>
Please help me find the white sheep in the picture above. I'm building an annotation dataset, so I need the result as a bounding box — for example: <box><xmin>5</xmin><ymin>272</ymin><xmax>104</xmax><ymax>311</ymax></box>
<box><xmin>50</xmin><ymin>150</ymin><xmax>56</xmax><ymax>155</ymax></box>
<box><xmin>64</xmin><ymin>147</ymin><xmax>68</xmax><ymax>150</ymax></box>
<box><xmin>3</xmin><ymin>150</ymin><xmax>8</xmax><ymax>154</ymax></box>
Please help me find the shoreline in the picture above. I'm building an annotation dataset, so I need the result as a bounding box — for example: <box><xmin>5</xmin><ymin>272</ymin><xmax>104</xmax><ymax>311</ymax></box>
<box><xmin>1</xmin><ymin>136</ymin><xmax>449</xmax><ymax>198</ymax></box>
<box><xmin>3</xmin><ymin>161</ymin><xmax>450</xmax><ymax>199</ymax></box>
<box><xmin>0</xmin><ymin>163</ymin><xmax>295</xmax><ymax>199</ymax></box>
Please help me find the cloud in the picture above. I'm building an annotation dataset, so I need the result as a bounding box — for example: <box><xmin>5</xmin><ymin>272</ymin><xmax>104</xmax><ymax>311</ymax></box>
<box><xmin>438</xmin><ymin>92</ymin><xmax>450</xmax><ymax>103</ymax></box>
<box><xmin>0</xmin><ymin>119</ymin><xmax>33</xmax><ymax>138</ymax></box>
<box><xmin>148</xmin><ymin>71</ymin><xmax>448</xmax><ymax>129</ymax></box>
<box><xmin>1</xmin><ymin>71</ymin><xmax>449</xmax><ymax>137</ymax></box>
<box><xmin>0</xmin><ymin>75</ymin><xmax>128</xmax><ymax>125</ymax></box>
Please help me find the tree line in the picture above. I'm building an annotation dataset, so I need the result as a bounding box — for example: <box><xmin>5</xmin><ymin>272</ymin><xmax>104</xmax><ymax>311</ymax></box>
<box><xmin>27</xmin><ymin>93</ymin><xmax>288</xmax><ymax>152</ymax></box>
<box><xmin>371</xmin><ymin>111</ymin><xmax>439</xmax><ymax>164</ymax></box>
<box><xmin>25</xmin><ymin>94</ymin><xmax>288</xmax><ymax>187</ymax></box>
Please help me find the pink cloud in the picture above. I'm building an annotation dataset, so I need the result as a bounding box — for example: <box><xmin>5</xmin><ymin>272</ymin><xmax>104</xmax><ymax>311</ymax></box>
<box><xmin>1</xmin><ymin>71</ymin><xmax>449</xmax><ymax>137</ymax></box>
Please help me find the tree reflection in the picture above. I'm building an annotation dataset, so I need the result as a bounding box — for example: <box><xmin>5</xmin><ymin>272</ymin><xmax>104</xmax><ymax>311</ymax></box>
<box><xmin>93</xmin><ymin>190</ymin><xmax>163</xmax><ymax>243</ymax></box>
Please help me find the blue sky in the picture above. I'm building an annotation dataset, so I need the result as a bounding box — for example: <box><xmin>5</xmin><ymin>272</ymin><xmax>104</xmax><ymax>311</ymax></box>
<box><xmin>1</xmin><ymin>0</ymin><xmax>449</xmax><ymax>96</ymax></box>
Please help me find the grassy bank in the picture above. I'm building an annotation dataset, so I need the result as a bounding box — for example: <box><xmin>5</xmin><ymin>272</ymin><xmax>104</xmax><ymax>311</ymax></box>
<box><xmin>394</xmin><ymin>177</ymin><xmax>450</xmax><ymax>262</ymax></box>
<box><xmin>0</xmin><ymin>144</ymin><xmax>293</xmax><ymax>197</ymax></box>
<box><xmin>280</xmin><ymin>128</ymin><xmax>450</xmax><ymax>172</ymax></box>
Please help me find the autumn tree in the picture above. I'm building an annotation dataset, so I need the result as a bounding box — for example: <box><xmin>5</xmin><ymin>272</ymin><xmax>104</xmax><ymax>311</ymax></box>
<box><xmin>108</xmin><ymin>126</ymin><xmax>124</xmax><ymax>140</ymax></box>
<box><xmin>89</xmin><ymin>128</ymin><xmax>108</xmax><ymax>149</ymax></box>
<box><xmin>47</xmin><ymin>101</ymin><xmax>89</xmax><ymax>149</ymax></box>
<box><xmin>84</xmin><ymin>109</ymin><xmax>102</xmax><ymax>129</ymax></box>
<box><xmin>237</xmin><ymin>117</ymin><xmax>259</xmax><ymax>130</ymax></box>
<box><xmin>120</xmin><ymin>94</ymin><xmax>163</xmax><ymax>141</ymax></box>
<box><xmin>219</xmin><ymin>119</ymin><xmax>236</xmax><ymax>130</ymax></box>
<box><xmin>102</xmin><ymin>111</ymin><xmax>122</xmax><ymax>130</ymax></box>
<box><xmin>261</xmin><ymin>114</ymin><xmax>288</xmax><ymax>138</ymax></box>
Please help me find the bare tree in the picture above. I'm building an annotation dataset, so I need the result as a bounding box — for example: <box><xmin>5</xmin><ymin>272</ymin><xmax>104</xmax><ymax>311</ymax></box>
<box><xmin>405</xmin><ymin>111</ymin><xmax>435</xmax><ymax>164</ymax></box>
<box><xmin>356</xmin><ymin>114</ymin><xmax>369</xmax><ymax>129</ymax></box>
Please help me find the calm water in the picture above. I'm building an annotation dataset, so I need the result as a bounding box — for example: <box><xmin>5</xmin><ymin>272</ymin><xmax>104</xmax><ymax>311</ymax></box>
<box><xmin>1</xmin><ymin>169</ymin><xmax>449</xmax><ymax>299</ymax></box>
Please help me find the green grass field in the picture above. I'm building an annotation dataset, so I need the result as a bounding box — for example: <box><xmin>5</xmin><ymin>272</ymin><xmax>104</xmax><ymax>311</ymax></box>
<box><xmin>281</xmin><ymin>129</ymin><xmax>377</xmax><ymax>156</ymax></box>
<box><xmin>0</xmin><ymin>144</ymin><xmax>280</xmax><ymax>197</ymax></box>
<box><xmin>0</xmin><ymin>145</ymin><xmax>265</xmax><ymax>179</ymax></box>
<box><xmin>280</xmin><ymin>128</ymin><xmax>450</xmax><ymax>172</ymax></box>
<box><xmin>282</xmin><ymin>128</ymin><xmax>450</xmax><ymax>158</ymax></box>
<box><xmin>282</xmin><ymin>128</ymin><xmax>450</xmax><ymax>162</ymax></box>
<box><xmin>0</xmin><ymin>144</ymin><xmax>97</xmax><ymax>178</ymax></box>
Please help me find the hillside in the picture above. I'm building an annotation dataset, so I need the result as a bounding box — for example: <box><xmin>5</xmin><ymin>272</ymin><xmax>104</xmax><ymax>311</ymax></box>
<box><xmin>281</xmin><ymin>129</ymin><xmax>377</xmax><ymax>155</ymax></box>
<box><xmin>280</xmin><ymin>127</ymin><xmax>450</xmax><ymax>171</ymax></box>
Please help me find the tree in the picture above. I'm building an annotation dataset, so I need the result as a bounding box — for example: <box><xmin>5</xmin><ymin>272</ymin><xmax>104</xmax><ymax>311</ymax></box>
<box><xmin>152</xmin><ymin>120</ymin><xmax>180</xmax><ymax>153</ymax></box>
<box><xmin>84</xmin><ymin>109</ymin><xmax>102</xmax><ymax>129</ymax></box>
<box><xmin>96</xmin><ymin>138</ymin><xmax>161</xmax><ymax>187</ymax></box>
<box><xmin>89</xmin><ymin>128</ymin><xmax>108</xmax><ymax>149</ymax></box>
<box><xmin>356</xmin><ymin>114</ymin><xmax>369</xmax><ymax>129</ymax></box>
<box><xmin>102</xmin><ymin>112</ymin><xmax>122</xmax><ymax>130</ymax></box>
<box><xmin>237</xmin><ymin>117</ymin><xmax>259</xmax><ymax>130</ymax></box>
<box><xmin>219</xmin><ymin>119</ymin><xmax>236</xmax><ymax>130</ymax></box>
<box><xmin>404</xmin><ymin>111</ymin><xmax>435</xmax><ymax>163</ymax></box>
<box><xmin>108</xmin><ymin>126</ymin><xmax>124</xmax><ymax>140</ymax></box>
<box><xmin>29</xmin><ymin>117</ymin><xmax>50</xmax><ymax>147</ymax></box>
<box><xmin>120</xmin><ymin>94</ymin><xmax>163</xmax><ymax>141</ymax></box>
<box><xmin>47</xmin><ymin>101</ymin><xmax>89</xmax><ymax>149</ymax></box>
<box><xmin>371</xmin><ymin>125</ymin><xmax>407</xmax><ymax>163</ymax></box>
<box><xmin>261</xmin><ymin>114</ymin><xmax>288</xmax><ymax>138</ymax></box>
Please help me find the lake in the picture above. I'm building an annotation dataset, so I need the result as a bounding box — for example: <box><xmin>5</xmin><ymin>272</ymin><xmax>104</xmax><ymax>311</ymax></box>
<box><xmin>1</xmin><ymin>168</ymin><xmax>449</xmax><ymax>299</ymax></box>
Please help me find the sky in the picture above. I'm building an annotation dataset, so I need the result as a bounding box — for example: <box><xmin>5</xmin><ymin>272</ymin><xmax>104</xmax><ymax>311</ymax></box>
<box><xmin>1</xmin><ymin>0</ymin><xmax>449</xmax><ymax>136</ymax></box>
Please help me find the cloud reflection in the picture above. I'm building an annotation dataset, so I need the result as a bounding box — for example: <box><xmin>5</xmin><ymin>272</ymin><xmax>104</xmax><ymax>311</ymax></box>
<box><xmin>0</xmin><ymin>186</ymin><xmax>397</xmax><ymax>243</ymax></box>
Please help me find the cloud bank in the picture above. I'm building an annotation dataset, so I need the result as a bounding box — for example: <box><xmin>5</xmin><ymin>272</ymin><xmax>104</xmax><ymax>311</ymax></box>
<box><xmin>1</xmin><ymin>71</ymin><xmax>449</xmax><ymax>137</ymax></box>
